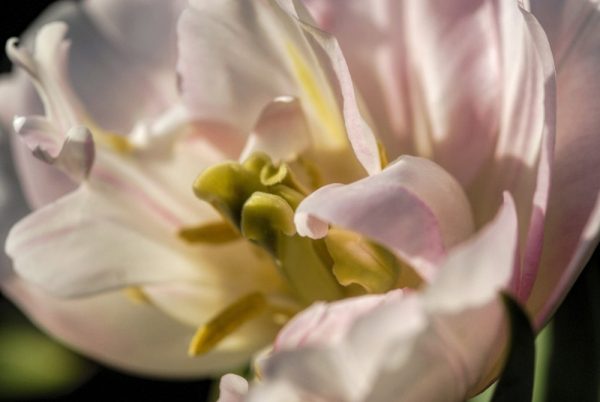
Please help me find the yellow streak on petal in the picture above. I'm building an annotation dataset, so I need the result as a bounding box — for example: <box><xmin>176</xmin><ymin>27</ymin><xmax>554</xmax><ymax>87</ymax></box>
<box><xmin>124</xmin><ymin>286</ymin><xmax>152</xmax><ymax>305</ymax></box>
<box><xmin>285</xmin><ymin>42</ymin><xmax>346</xmax><ymax>149</ymax></box>
<box><xmin>84</xmin><ymin>119</ymin><xmax>133</xmax><ymax>154</ymax></box>
<box><xmin>188</xmin><ymin>292</ymin><xmax>268</xmax><ymax>357</ymax></box>
<box><xmin>378</xmin><ymin>140</ymin><xmax>389</xmax><ymax>169</ymax></box>
<box><xmin>178</xmin><ymin>221</ymin><xmax>240</xmax><ymax>244</ymax></box>
<box><xmin>93</xmin><ymin>130</ymin><xmax>134</xmax><ymax>154</ymax></box>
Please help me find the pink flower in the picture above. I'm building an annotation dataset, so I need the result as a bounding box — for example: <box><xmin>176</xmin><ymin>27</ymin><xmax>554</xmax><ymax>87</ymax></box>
<box><xmin>1</xmin><ymin>1</ymin><xmax>599</xmax><ymax>400</ymax></box>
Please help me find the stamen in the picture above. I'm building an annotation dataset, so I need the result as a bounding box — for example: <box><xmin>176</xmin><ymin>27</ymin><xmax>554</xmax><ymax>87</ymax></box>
<box><xmin>277</xmin><ymin>236</ymin><xmax>344</xmax><ymax>303</ymax></box>
<box><xmin>193</xmin><ymin>152</ymin><xmax>344</xmax><ymax>304</ymax></box>
<box><xmin>241</xmin><ymin>192</ymin><xmax>296</xmax><ymax>252</ymax></box>
<box><xmin>296</xmin><ymin>156</ymin><xmax>323</xmax><ymax>189</ymax></box>
<box><xmin>188</xmin><ymin>292</ymin><xmax>268</xmax><ymax>357</ymax></box>
<box><xmin>178</xmin><ymin>221</ymin><xmax>240</xmax><ymax>244</ymax></box>
<box><xmin>193</xmin><ymin>153</ymin><xmax>307</xmax><ymax>228</ymax></box>
<box><xmin>269</xmin><ymin>185</ymin><xmax>305</xmax><ymax>210</ymax></box>
<box><xmin>193</xmin><ymin>162</ymin><xmax>262</xmax><ymax>225</ymax></box>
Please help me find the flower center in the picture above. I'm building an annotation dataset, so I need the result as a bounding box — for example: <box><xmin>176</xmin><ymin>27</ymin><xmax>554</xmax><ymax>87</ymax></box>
<box><xmin>182</xmin><ymin>152</ymin><xmax>421</xmax><ymax>356</ymax></box>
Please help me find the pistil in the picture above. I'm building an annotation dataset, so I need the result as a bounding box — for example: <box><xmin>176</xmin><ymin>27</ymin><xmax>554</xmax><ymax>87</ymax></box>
<box><xmin>183</xmin><ymin>152</ymin><xmax>418</xmax><ymax>356</ymax></box>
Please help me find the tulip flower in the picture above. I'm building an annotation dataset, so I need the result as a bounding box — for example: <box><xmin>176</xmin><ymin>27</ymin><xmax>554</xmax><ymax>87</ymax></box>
<box><xmin>0</xmin><ymin>2</ymin><xmax>598</xmax><ymax>402</ymax></box>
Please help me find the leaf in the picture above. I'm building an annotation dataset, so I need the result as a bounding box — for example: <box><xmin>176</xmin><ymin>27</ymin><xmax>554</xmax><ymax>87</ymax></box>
<box><xmin>491</xmin><ymin>294</ymin><xmax>536</xmax><ymax>402</ymax></box>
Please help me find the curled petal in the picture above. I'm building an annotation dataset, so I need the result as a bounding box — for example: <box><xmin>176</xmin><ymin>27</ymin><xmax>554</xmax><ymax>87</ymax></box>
<box><xmin>239</xmin><ymin>97</ymin><xmax>311</xmax><ymax>163</ymax></box>
<box><xmin>217</xmin><ymin>374</ymin><xmax>249</xmax><ymax>402</ymax></box>
<box><xmin>295</xmin><ymin>156</ymin><xmax>474</xmax><ymax>281</ymax></box>
<box><xmin>6</xmin><ymin>22</ymin><xmax>81</xmax><ymax>132</ymax></box>
<box><xmin>274</xmin><ymin>290</ymin><xmax>404</xmax><ymax>351</ymax></box>
<box><xmin>14</xmin><ymin>117</ymin><xmax>94</xmax><ymax>181</ymax></box>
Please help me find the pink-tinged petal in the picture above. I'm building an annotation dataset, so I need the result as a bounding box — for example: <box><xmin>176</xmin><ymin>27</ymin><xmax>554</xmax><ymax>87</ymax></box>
<box><xmin>246</xmin><ymin>380</ymin><xmax>317</xmax><ymax>402</ymax></box>
<box><xmin>246</xmin><ymin>194</ymin><xmax>519</xmax><ymax>401</ymax></box>
<box><xmin>10</xmin><ymin>135</ymin><xmax>76</xmax><ymax>208</ymax></box>
<box><xmin>0</xmin><ymin>138</ymin><xmax>30</xmax><ymax>281</ymax></box>
<box><xmin>274</xmin><ymin>290</ymin><xmax>404</xmax><ymax>351</ymax></box>
<box><xmin>178</xmin><ymin>0</ymin><xmax>377</xmax><ymax>176</ymax></box>
<box><xmin>239</xmin><ymin>97</ymin><xmax>311</xmax><ymax>163</ymax></box>
<box><xmin>217</xmin><ymin>374</ymin><xmax>249</xmax><ymax>402</ymax></box>
<box><xmin>365</xmin><ymin>300</ymin><xmax>507</xmax><ymax>402</ymax></box>
<box><xmin>260</xmin><ymin>347</ymin><xmax>364</xmax><ymax>401</ymax></box>
<box><xmin>88</xmin><ymin>132</ymin><xmax>232</xmax><ymax>228</ymax></box>
<box><xmin>6</xmin><ymin>135</ymin><xmax>286</xmax><ymax>330</ymax></box>
<box><xmin>468</xmin><ymin>4</ymin><xmax>556</xmax><ymax>304</ymax></box>
<box><xmin>305</xmin><ymin>0</ymin><xmax>557</xmax><ymax>303</ymax></box>
<box><xmin>14</xmin><ymin>118</ymin><xmax>94</xmax><ymax>181</ymax></box>
<box><xmin>177</xmin><ymin>0</ymin><xmax>297</xmax><ymax>133</ymax></box>
<box><xmin>83</xmin><ymin>0</ymin><xmax>185</xmax><ymax>69</ymax></box>
<box><xmin>304</xmin><ymin>0</ymin><xmax>501</xmax><ymax>185</ymax></box>
<box><xmin>6</xmin><ymin>22</ymin><xmax>81</xmax><ymax>133</ymax></box>
<box><xmin>0</xmin><ymin>55</ymin><xmax>74</xmax><ymax>208</ymax></box>
<box><xmin>5</xmin><ymin>135</ymin><xmax>230</xmax><ymax>297</ymax></box>
<box><xmin>68</xmin><ymin>0</ymin><xmax>184</xmax><ymax>132</ymax></box>
<box><xmin>1</xmin><ymin>275</ymin><xmax>255</xmax><ymax>378</ymax></box>
<box><xmin>534</xmin><ymin>195</ymin><xmax>600</xmax><ymax>327</ymax></box>
<box><xmin>2</xmin><ymin>0</ymin><xmax>184</xmax><ymax>134</ymax></box>
<box><xmin>5</xmin><ymin>183</ymin><xmax>201</xmax><ymax>297</ymax></box>
<box><xmin>6</xmin><ymin>22</ymin><xmax>99</xmax><ymax>184</ymax></box>
<box><xmin>359</xmin><ymin>194</ymin><xmax>518</xmax><ymax>399</ymax></box>
<box><xmin>295</xmin><ymin>156</ymin><xmax>474</xmax><ymax>281</ymax></box>
<box><xmin>424</xmin><ymin>192</ymin><xmax>519</xmax><ymax>312</ymax></box>
<box><xmin>526</xmin><ymin>0</ymin><xmax>600</xmax><ymax>326</ymax></box>
<box><xmin>298</xmin><ymin>20</ymin><xmax>381</xmax><ymax>175</ymax></box>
